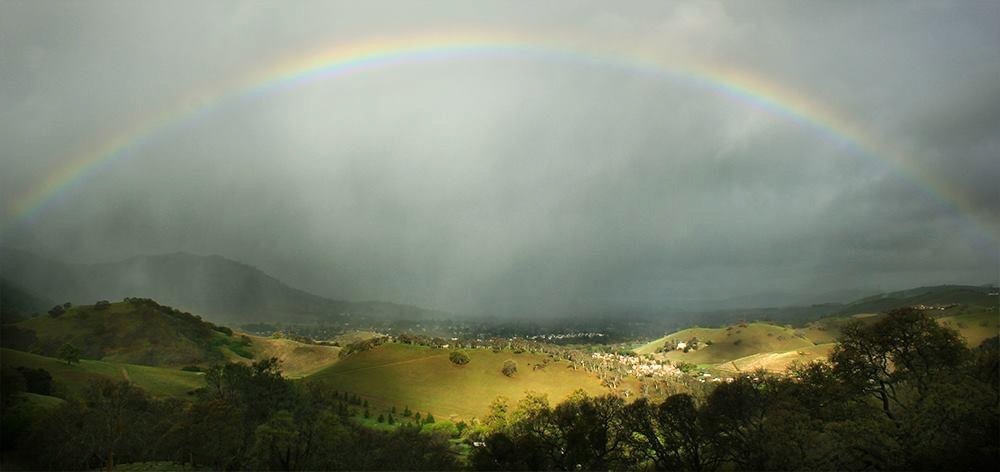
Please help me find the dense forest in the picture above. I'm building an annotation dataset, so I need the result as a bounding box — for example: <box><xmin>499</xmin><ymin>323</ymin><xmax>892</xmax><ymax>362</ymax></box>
<box><xmin>2</xmin><ymin>308</ymin><xmax>997</xmax><ymax>470</ymax></box>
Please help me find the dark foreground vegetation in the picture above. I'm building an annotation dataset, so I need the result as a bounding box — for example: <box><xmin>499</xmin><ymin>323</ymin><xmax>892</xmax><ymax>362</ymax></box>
<box><xmin>2</xmin><ymin>308</ymin><xmax>997</xmax><ymax>470</ymax></box>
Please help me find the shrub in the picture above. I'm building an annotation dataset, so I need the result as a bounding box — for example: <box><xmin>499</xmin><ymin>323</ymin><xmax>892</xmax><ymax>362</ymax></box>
<box><xmin>449</xmin><ymin>350</ymin><xmax>470</xmax><ymax>366</ymax></box>
<box><xmin>502</xmin><ymin>360</ymin><xmax>518</xmax><ymax>377</ymax></box>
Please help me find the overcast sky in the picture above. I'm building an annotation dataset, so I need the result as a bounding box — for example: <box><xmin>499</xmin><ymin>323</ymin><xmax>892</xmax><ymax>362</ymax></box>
<box><xmin>1</xmin><ymin>1</ymin><xmax>997</xmax><ymax>315</ymax></box>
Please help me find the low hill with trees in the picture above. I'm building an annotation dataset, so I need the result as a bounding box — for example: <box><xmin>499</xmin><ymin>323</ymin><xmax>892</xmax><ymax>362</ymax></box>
<box><xmin>4</xmin><ymin>298</ymin><xmax>251</xmax><ymax>367</ymax></box>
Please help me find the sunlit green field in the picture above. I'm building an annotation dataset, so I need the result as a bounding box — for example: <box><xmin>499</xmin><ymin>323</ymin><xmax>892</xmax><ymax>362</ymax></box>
<box><xmin>0</xmin><ymin>348</ymin><xmax>204</xmax><ymax>398</ymax></box>
<box><xmin>307</xmin><ymin>343</ymin><xmax>609</xmax><ymax>421</ymax></box>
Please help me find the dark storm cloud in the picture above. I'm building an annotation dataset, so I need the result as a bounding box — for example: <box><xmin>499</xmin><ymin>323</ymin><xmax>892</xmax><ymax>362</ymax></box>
<box><xmin>1</xmin><ymin>1</ymin><xmax>997</xmax><ymax>315</ymax></box>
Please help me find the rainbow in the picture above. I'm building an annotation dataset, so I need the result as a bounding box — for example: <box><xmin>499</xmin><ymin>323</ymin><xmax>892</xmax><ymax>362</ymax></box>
<box><xmin>6</xmin><ymin>32</ymin><xmax>997</xmax><ymax>242</ymax></box>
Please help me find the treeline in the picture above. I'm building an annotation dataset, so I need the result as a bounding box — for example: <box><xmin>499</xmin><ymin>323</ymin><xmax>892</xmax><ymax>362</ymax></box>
<box><xmin>469</xmin><ymin>308</ymin><xmax>999</xmax><ymax>470</ymax></box>
<box><xmin>2</xmin><ymin>308</ymin><xmax>996</xmax><ymax>470</ymax></box>
<box><xmin>2</xmin><ymin>358</ymin><xmax>460</xmax><ymax>471</ymax></box>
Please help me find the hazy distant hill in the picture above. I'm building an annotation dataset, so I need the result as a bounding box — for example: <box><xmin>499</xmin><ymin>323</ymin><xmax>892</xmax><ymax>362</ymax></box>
<box><xmin>833</xmin><ymin>284</ymin><xmax>996</xmax><ymax>315</ymax></box>
<box><xmin>0</xmin><ymin>248</ymin><xmax>444</xmax><ymax>323</ymax></box>
<box><xmin>0</xmin><ymin>277</ymin><xmax>53</xmax><ymax>324</ymax></box>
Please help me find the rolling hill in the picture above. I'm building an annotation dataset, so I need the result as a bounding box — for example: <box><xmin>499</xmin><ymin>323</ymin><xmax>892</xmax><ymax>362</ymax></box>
<box><xmin>637</xmin><ymin>301</ymin><xmax>998</xmax><ymax>372</ymax></box>
<box><xmin>0</xmin><ymin>247</ymin><xmax>445</xmax><ymax>323</ymax></box>
<box><xmin>307</xmin><ymin>343</ymin><xmax>610</xmax><ymax>421</ymax></box>
<box><xmin>4</xmin><ymin>299</ymin><xmax>254</xmax><ymax>367</ymax></box>
<box><xmin>634</xmin><ymin>322</ymin><xmax>818</xmax><ymax>364</ymax></box>
<box><xmin>2</xmin><ymin>299</ymin><xmax>341</xmax><ymax>376</ymax></box>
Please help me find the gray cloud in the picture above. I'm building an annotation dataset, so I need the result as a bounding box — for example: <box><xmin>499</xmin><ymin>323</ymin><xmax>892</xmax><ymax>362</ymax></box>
<box><xmin>1</xmin><ymin>0</ymin><xmax>997</xmax><ymax>315</ymax></box>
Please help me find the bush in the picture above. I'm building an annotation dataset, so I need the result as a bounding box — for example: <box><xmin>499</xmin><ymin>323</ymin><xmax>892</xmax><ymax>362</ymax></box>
<box><xmin>502</xmin><ymin>360</ymin><xmax>517</xmax><ymax>377</ymax></box>
<box><xmin>16</xmin><ymin>367</ymin><xmax>53</xmax><ymax>395</ymax></box>
<box><xmin>181</xmin><ymin>365</ymin><xmax>203</xmax><ymax>372</ymax></box>
<box><xmin>449</xmin><ymin>350</ymin><xmax>470</xmax><ymax>366</ymax></box>
<box><xmin>94</xmin><ymin>300</ymin><xmax>111</xmax><ymax>310</ymax></box>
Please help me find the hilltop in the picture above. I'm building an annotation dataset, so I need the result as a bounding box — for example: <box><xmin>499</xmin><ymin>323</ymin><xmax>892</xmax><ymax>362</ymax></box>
<box><xmin>3</xmin><ymin>298</ymin><xmax>255</xmax><ymax>367</ymax></box>
<box><xmin>0</xmin><ymin>247</ymin><xmax>445</xmax><ymax>323</ymax></box>
<box><xmin>1</xmin><ymin>299</ymin><xmax>341</xmax><ymax>376</ymax></box>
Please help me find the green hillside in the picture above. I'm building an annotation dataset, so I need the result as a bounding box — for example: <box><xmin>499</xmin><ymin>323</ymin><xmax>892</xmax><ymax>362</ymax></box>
<box><xmin>0</xmin><ymin>348</ymin><xmax>204</xmax><ymax>398</ymax></box>
<box><xmin>6</xmin><ymin>299</ymin><xmax>252</xmax><ymax>367</ymax></box>
<box><xmin>307</xmin><ymin>343</ymin><xmax>609</xmax><ymax>421</ymax></box>
<box><xmin>634</xmin><ymin>322</ymin><xmax>815</xmax><ymax>365</ymax></box>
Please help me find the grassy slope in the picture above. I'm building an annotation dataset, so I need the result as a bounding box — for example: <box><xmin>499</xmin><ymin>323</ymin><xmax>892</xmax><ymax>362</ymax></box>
<box><xmin>939</xmin><ymin>310</ymin><xmax>999</xmax><ymax>347</ymax></box>
<box><xmin>14</xmin><ymin>302</ymin><xmax>248</xmax><ymax>367</ymax></box>
<box><xmin>307</xmin><ymin>343</ymin><xmax>608</xmax><ymax>421</ymax></box>
<box><xmin>247</xmin><ymin>335</ymin><xmax>340</xmax><ymax>378</ymax></box>
<box><xmin>0</xmin><ymin>348</ymin><xmax>204</xmax><ymax>398</ymax></box>
<box><xmin>638</xmin><ymin>306</ymin><xmax>998</xmax><ymax>372</ymax></box>
<box><xmin>635</xmin><ymin>323</ymin><xmax>814</xmax><ymax>365</ymax></box>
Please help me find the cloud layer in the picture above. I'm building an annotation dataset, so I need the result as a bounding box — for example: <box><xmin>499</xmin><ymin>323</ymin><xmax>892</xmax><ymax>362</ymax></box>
<box><xmin>2</xmin><ymin>1</ymin><xmax>997</xmax><ymax>314</ymax></box>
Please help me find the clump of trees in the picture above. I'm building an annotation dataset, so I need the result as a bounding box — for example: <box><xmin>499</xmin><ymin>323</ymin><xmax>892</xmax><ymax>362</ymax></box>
<box><xmin>5</xmin><ymin>358</ymin><xmax>461</xmax><ymax>471</ymax></box>
<box><xmin>449</xmin><ymin>350</ymin><xmax>470</xmax><ymax>366</ymax></box>
<box><xmin>339</xmin><ymin>336</ymin><xmax>389</xmax><ymax>358</ymax></box>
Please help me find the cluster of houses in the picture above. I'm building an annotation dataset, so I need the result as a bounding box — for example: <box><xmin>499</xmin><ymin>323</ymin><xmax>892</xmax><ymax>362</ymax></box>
<box><xmin>589</xmin><ymin>352</ymin><xmax>683</xmax><ymax>379</ymax></box>
<box><xmin>912</xmin><ymin>303</ymin><xmax>957</xmax><ymax>311</ymax></box>
<box><xmin>527</xmin><ymin>332</ymin><xmax>606</xmax><ymax>341</ymax></box>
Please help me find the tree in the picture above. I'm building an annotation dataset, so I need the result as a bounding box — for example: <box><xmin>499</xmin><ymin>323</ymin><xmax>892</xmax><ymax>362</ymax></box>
<box><xmin>94</xmin><ymin>300</ymin><xmax>111</xmax><ymax>310</ymax></box>
<box><xmin>625</xmin><ymin>394</ymin><xmax>718</xmax><ymax>471</ymax></box>
<box><xmin>502</xmin><ymin>360</ymin><xmax>518</xmax><ymax>377</ymax></box>
<box><xmin>830</xmin><ymin>307</ymin><xmax>969</xmax><ymax>421</ymax></box>
<box><xmin>449</xmin><ymin>350</ymin><xmax>470</xmax><ymax>366</ymax></box>
<box><xmin>47</xmin><ymin>305</ymin><xmax>65</xmax><ymax>317</ymax></box>
<box><xmin>57</xmin><ymin>343</ymin><xmax>80</xmax><ymax>365</ymax></box>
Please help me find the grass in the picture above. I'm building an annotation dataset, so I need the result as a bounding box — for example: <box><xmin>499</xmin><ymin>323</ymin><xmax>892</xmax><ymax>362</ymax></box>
<box><xmin>0</xmin><ymin>348</ymin><xmax>205</xmax><ymax>398</ymax></box>
<box><xmin>247</xmin><ymin>335</ymin><xmax>341</xmax><ymax>378</ymax></box>
<box><xmin>939</xmin><ymin>310</ymin><xmax>999</xmax><ymax>347</ymax></box>
<box><xmin>720</xmin><ymin>343</ymin><xmax>836</xmax><ymax>373</ymax></box>
<box><xmin>635</xmin><ymin>323</ymin><xmax>815</xmax><ymax>365</ymax></box>
<box><xmin>638</xmin><ymin>307</ymin><xmax>998</xmax><ymax>373</ymax></box>
<box><xmin>307</xmin><ymin>343</ymin><xmax>609</xmax><ymax>421</ymax></box>
<box><xmin>15</xmin><ymin>302</ymin><xmax>243</xmax><ymax>367</ymax></box>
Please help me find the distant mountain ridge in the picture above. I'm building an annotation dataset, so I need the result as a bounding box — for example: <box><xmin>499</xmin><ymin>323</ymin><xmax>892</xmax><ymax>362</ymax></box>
<box><xmin>833</xmin><ymin>284</ymin><xmax>997</xmax><ymax>316</ymax></box>
<box><xmin>0</xmin><ymin>247</ymin><xmax>445</xmax><ymax>323</ymax></box>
